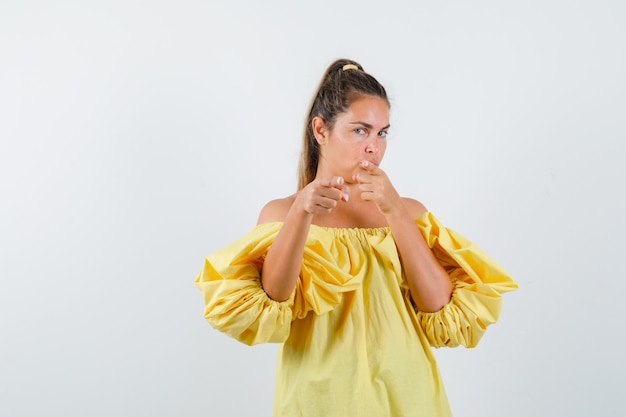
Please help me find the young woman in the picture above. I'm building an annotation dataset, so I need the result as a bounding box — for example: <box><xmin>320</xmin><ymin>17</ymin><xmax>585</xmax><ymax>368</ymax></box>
<box><xmin>196</xmin><ymin>59</ymin><xmax>517</xmax><ymax>417</ymax></box>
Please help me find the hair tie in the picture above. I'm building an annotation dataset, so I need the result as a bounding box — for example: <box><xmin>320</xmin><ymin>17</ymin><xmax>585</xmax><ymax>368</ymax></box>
<box><xmin>342</xmin><ymin>64</ymin><xmax>359</xmax><ymax>71</ymax></box>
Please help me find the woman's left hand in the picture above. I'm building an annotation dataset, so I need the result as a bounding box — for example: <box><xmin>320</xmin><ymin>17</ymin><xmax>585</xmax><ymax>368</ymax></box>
<box><xmin>353</xmin><ymin>160</ymin><xmax>403</xmax><ymax>216</ymax></box>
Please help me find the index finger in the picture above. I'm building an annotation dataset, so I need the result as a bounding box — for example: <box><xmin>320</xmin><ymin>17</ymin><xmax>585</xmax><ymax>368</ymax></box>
<box><xmin>320</xmin><ymin>176</ymin><xmax>345</xmax><ymax>189</ymax></box>
<box><xmin>359</xmin><ymin>160</ymin><xmax>382</xmax><ymax>174</ymax></box>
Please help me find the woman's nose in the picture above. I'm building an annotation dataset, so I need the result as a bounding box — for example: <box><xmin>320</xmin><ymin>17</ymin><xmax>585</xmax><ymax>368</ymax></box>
<box><xmin>365</xmin><ymin>140</ymin><xmax>378</xmax><ymax>154</ymax></box>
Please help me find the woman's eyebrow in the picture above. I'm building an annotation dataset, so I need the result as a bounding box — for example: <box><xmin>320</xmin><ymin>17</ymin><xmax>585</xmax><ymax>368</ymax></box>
<box><xmin>348</xmin><ymin>122</ymin><xmax>391</xmax><ymax>130</ymax></box>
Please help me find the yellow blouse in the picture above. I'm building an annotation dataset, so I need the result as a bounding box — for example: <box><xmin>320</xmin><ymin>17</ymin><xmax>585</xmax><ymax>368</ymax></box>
<box><xmin>195</xmin><ymin>212</ymin><xmax>517</xmax><ymax>417</ymax></box>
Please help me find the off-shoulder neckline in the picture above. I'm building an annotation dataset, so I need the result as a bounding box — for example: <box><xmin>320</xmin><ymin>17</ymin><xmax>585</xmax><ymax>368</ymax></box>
<box><xmin>256</xmin><ymin>211</ymin><xmax>432</xmax><ymax>232</ymax></box>
<box><xmin>310</xmin><ymin>224</ymin><xmax>391</xmax><ymax>233</ymax></box>
<box><xmin>256</xmin><ymin>222</ymin><xmax>390</xmax><ymax>231</ymax></box>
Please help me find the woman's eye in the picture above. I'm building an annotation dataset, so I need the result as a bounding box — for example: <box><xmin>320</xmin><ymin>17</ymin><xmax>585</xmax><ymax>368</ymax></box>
<box><xmin>378</xmin><ymin>130</ymin><xmax>389</xmax><ymax>138</ymax></box>
<box><xmin>354</xmin><ymin>128</ymin><xmax>366</xmax><ymax>135</ymax></box>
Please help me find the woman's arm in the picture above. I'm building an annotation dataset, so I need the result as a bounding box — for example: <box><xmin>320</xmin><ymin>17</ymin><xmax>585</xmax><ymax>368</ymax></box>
<box><xmin>258</xmin><ymin>176</ymin><xmax>349</xmax><ymax>301</ymax></box>
<box><xmin>354</xmin><ymin>161</ymin><xmax>452</xmax><ymax>312</ymax></box>
<box><xmin>386</xmin><ymin>199</ymin><xmax>453</xmax><ymax>312</ymax></box>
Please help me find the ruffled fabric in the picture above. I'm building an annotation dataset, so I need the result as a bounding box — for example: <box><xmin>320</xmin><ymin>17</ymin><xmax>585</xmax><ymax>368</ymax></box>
<box><xmin>195</xmin><ymin>223</ymin><xmax>292</xmax><ymax>345</ymax></box>
<box><xmin>412</xmin><ymin>212</ymin><xmax>518</xmax><ymax>348</ymax></box>
<box><xmin>291</xmin><ymin>231</ymin><xmax>365</xmax><ymax>320</ymax></box>
<box><xmin>195</xmin><ymin>212</ymin><xmax>517</xmax><ymax>348</ymax></box>
<box><xmin>195</xmin><ymin>223</ymin><xmax>364</xmax><ymax>345</ymax></box>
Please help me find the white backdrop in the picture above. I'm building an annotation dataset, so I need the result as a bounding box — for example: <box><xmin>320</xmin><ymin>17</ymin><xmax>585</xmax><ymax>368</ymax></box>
<box><xmin>1</xmin><ymin>1</ymin><xmax>625</xmax><ymax>416</ymax></box>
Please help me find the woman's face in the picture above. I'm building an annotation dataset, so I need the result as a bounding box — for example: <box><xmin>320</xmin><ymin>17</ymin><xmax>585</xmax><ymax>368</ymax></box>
<box><xmin>318</xmin><ymin>95</ymin><xmax>390</xmax><ymax>183</ymax></box>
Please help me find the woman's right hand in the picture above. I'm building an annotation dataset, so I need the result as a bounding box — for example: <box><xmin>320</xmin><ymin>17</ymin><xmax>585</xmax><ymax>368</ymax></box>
<box><xmin>296</xmin><ymin>176</ymin><xmax>350</xmax><ymax>215</ymax></box>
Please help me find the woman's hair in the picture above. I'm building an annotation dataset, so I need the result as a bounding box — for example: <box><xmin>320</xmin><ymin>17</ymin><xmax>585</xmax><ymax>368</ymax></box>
<box><xmin>297</xmin><ymin>58</ymin><xmax>389</xmax><ymax>190</ymax></box>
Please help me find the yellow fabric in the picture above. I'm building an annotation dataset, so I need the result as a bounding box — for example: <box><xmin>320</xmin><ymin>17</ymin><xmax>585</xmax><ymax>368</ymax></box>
<box><xmin>195</xmin><ymin>212</ymin><xmax>517</xmax><ymax>417</ymax></box>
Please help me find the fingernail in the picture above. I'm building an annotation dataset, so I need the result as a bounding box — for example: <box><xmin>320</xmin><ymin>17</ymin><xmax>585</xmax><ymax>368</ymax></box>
<box><xmin>361</xmin><ymin>161</ymin><xmax>368</xmax><ymax>167</ymax></box>
<box><xmin>343</xmin><ymin>193</ymin><xmax>349</xmax><ymax>202</ymax></box>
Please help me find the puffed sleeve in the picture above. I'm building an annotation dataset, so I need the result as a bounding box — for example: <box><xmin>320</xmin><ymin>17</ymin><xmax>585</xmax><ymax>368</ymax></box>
<box><xmin>195</xmin><ymin>223</ymin><xmax>292</xmax><ymax>346</ymax></box>
<box><xmin>413</xmin><ymin>212</ymin><xmax>518</xmax><ymax>348</ymax></box>
<box><xmin>195</xmin><ymin>223</ymin><xmax>360</xmax><ymax>346</ymax></box>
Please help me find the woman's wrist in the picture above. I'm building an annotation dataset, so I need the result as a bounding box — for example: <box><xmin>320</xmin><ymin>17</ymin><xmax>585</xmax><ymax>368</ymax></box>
<box><xmin>382</xmin><ymin>199</ymin><xmax>412</xmax><ymax>224</ymax></box>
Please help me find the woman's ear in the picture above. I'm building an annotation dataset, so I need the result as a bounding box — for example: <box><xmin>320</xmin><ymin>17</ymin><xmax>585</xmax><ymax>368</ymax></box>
<box><xmin>311</xmin><ymin>116</ymin><xmax>328</xmax><ymax>145</ymax></box>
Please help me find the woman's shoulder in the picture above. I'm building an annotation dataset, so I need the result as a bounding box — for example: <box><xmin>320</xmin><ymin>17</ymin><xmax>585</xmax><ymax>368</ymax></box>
<box><xmin>402</xmin><ymin>197</ymin><xmax>428</xmax><ymax>219</ymax></box>
<box><xmin>256</xmin><ymin>194</ymin><xmax>297</xmax><ymax>224</ymax></box>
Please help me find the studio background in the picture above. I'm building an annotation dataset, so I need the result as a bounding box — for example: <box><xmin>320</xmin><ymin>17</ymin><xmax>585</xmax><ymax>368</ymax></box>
<box><xmin>1</xmin><ymin>1</ymin><xmax>624</xmax><ymax>416</ymax></box>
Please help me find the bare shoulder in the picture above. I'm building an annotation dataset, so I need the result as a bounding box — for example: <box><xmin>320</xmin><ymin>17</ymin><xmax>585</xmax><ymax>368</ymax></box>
<box><xmin>257</xmin><ymin>194</ymin><xmax>297</xmax><ymax>224</ymax></box>
<box><xmin>402</xmin><ymin>197</ymin><xmax>428</xmax><ymax>219</ymax></box>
